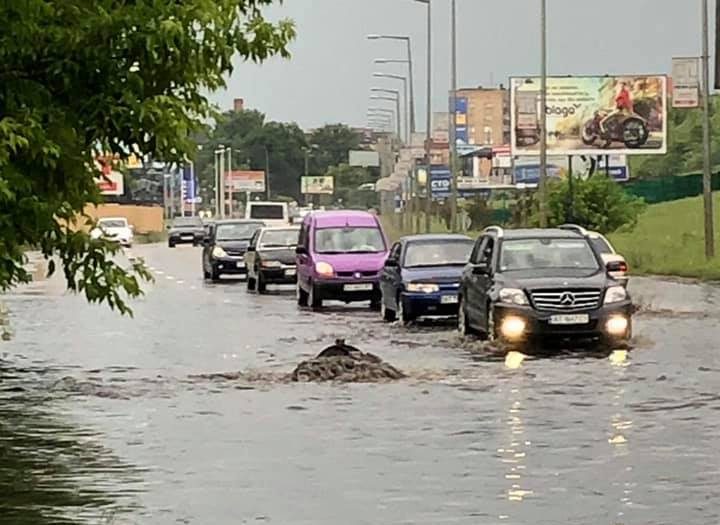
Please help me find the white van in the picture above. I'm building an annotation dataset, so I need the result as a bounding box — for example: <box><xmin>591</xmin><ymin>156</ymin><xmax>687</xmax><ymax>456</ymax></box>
<box><xmin>245</xmin><ymin>201</ymin><xmax>290</xmax><ymax>227</ymax></box>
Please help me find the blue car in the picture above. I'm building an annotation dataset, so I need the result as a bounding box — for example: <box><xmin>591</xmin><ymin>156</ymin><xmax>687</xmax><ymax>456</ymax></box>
<box><xmin>379</xmin><ymin>234</ymin><xmax>474</xmax><ymax>325</ymax></box>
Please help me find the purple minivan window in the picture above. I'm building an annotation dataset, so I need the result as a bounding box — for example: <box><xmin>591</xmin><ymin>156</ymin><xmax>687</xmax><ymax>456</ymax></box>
<box><xmin>315</xmin><ymin>227</ymin><xmax>385</xmax><ymax>254</ymax></box>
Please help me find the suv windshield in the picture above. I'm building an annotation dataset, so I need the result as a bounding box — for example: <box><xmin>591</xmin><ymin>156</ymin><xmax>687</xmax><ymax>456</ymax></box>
<box><xmin>315</xmin><ymin>227</ymin><xmax>385</xmax><ymax>254</ymax></box>
<box><xmin>500</xmin><ymin>238</ymin><xmax>599</xmax><ymax>271</ymax></box>
<box><xmin>250</xmin><ymin>205</ymin><xmax>284</xmax><ymax>220</ymax></box>
<box><xmin>99</xmin><ymin>219</ymin><xmax>127</xmax><ymax>228</ymax></box>
<box><xmin>172</xmin><ymin>217</ymin><xmax>202</xmax><ymax>228</ymax></box>
<box><xmin>260</xmin><ymin>229</ymin><xmax>299</xmax><ymax>248</ymax></box>
<box><xmin>404</xmin><ymin>240</ymin><xmax>473</xmax><ymax>268</ymax></box>
<box><xmin>215</xmin><ymin>223</ymin><xmax>263</xmax><ymax>241</ymax></box>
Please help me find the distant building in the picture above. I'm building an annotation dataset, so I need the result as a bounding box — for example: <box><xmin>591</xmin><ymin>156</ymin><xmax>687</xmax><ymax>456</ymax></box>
<box><xmin>454</xmin><ymin>86</ymin><xmax>509</xmax><ymax>147</ymax></box>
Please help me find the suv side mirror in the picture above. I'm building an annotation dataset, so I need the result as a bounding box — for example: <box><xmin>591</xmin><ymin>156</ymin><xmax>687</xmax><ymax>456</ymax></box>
<box><xmin>472</xmin><ymin>261</ymin><xmax>490</xmax><ymax>275</ymax></box>
<box><xmin>296</xmin><ymin>246</ymin><xmax>308</xmax><ymax>255</ymax></box>
<box><xmin>385</xmin><ymin>258</ymin><xmax>399</xmax><ymax>268</ymax></box>
<box><xmin>247</xmin><ymin>246</ymin><xmax>256</xmax><ymax>252</ymax></box>
<box><xmin>202</xmin><ymin>237</ymin><xmax>212</xmax><ymax>246</ymax></box>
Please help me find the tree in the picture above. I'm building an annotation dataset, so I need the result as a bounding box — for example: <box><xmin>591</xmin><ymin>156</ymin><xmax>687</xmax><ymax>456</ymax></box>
<box><xmin>194</xmin><ymin>110</ymin><xmax>307</xmax><ymax>203</ymax></box>
<box><xmin>308</xmin><ymin>124</ymin><xmax>362</xmax><ymax>175</ymax></box>
<box><xmin>326</xmin><ymin>164</ymin><xmax>378</xmax><ymax>209</ymax></box>
<box><xmin>0</xmin><ymin>1</ymin><xmax>294</xmax><ymax>313</ymax></box>
<box><xmin>541</xmin><ymin>175</ymin><xmax>646</xmax><ymax>234</ymax></box>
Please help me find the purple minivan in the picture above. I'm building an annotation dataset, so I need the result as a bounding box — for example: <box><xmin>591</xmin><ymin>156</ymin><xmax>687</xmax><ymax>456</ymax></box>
<box><xmin>296</xmin><ymin>210</ymin><xmax>389</xmax><ymax>309</ymax></box>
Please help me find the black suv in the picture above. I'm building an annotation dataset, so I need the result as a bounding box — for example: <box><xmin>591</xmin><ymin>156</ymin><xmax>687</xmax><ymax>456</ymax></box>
<box><xmin>458</xmin><ymin>226</ymin><xmax>632</xmax><ymax>348</ymax></box>
<box><xmin>168</xmin><ymin>216</ymin><xmax>206</xmax><ymax>247</ymax></box>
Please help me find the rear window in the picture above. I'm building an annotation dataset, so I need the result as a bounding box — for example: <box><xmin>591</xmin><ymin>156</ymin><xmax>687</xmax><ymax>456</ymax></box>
<box><xmin>249</xmin><ymin>205</ymin><xmax>285</xmax><ymax>220</ymax></box>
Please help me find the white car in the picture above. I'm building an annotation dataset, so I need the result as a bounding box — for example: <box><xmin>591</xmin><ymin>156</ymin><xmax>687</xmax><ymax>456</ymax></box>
<box><xmin>558</xmin><ymin>224</ymin><xmax>628</xmax><ymax>286</ymax></box>
<box><xmin>90</xmin><ymin>217</ymin><xmax>134</xmax><ymax>247</ymax></box>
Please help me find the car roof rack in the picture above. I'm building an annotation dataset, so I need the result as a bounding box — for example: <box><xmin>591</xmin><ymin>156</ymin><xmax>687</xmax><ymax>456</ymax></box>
<box><xmin>557</xmin><ymin>223</ymin><xmax>588</xmax><ymax>235</ymax></box>
<box><xmin>483</xmin><ymin>225</ymin><xmax>504</xmax><ymax>238</ymax></box>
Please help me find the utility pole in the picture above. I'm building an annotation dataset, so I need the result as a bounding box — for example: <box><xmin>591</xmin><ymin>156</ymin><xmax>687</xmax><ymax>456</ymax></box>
<box><xmin>702</xmin><ymin>0</ymin><xmax>715</xmax><ymax>258</ymax></box>
<box><xmin>449</xmin><ymin>0</ymin><xmax>458</xmax><ymax>232</ymax></box>
<box><xmin>538</xmin><ymin>0</ymin><xmax>548</xmax><ymax>227</ymax></box>
<box><xmin>424</xmin><ymin>0</ymin><xmax>433</xmax><ymax>233</ymax></box>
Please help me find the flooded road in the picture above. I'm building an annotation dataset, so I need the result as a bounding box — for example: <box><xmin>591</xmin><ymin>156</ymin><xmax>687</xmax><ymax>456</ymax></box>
<box><xmin>1</xmin><ymin>244</ymin><xmax>719</xmax><ymax>524</ymax></box>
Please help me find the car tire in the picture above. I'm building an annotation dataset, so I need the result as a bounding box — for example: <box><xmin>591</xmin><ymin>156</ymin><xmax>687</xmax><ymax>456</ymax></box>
<box><xmin>308</xmin><ymin>282</ymin><xmax>322</xmax><ymax>310</ymax></box>
<box><xmin>397</xmin><ymin>295</ymin><xmax>413</xmax><ymax>326</ymax></box>
<box><xmin>203</xmin><ymin>268</ymin><xmax>210</xmax><ymax>280</ymax></box>
<box><xmin>211</xmin><ymin>268</ymin><xmax>221</xmax><ymax>282</ymax></box>
<box><xmin>168</xmin><ymin>241</ymin><xmax>175</xmax><ymax>248</ymax></box>
<box><xmin>257</xmin><ymin>273</ymin><xmax>267</xmax><ymax>294</ymax></box>
<box><xmin>381</xmin><ymin>297</ymin><xmax>397</xmax><ymax>322</ymax></box>
<box><xmin>297</xmin><ymin>283</ymin><xmax>309</xmax><ymax>307</ymax></box>
<box><xmin>247</xmin><ymin>276</ymin><xmax>256</xmax><ymax>292</ymax></box>
<box><xmin>458</xmin><ymin>295</ymin><xmax>478</xmax><ymax>337</ymax></box>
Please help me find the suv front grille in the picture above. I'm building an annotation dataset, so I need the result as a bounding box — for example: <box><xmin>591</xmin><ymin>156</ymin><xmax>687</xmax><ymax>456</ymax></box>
<box><xmin>337</xmin><ymin>271</ymin><xmax>378</xmax><ymax>278</ymax></box>
<box><xmin>530</xmin><ymin>289</ymin><xmax>602</xmax><ymax>311</ymax></box>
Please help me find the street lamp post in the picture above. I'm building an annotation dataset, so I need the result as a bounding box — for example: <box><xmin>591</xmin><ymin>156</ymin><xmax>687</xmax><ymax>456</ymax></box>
<box><xmin>214</xmin><ymin>145</ymin><xmax>225</xmax><ymax>218</ymax></box>
<box><xmin>374</xmin><ymin>61</ymin><xmax>415</xmax><ymax>134</ymax></box>
<box><xmin>538</xmin><ymin>0</ymin><xmax>548</xmax><ymax>227</ymax></box>
<box><xmin>370</xmin><ymin>95</ymin><xmax>402</xmax><ymax>140</ymax></box>
<box><xmin>449</xmin><ymin>0</ymin><xmax>458</xmax><ymax>231</ymax></box>
<box><xmin>701</xmin><ymin>0</ymin><xmax>715</xmax><ymax>258</ymax></box>
<box><xmin>371</xmin><ymin>87</ymin><xmax>406</xmax><ymax>141</ymax></box>
<box><xmin>372</xmin><ymin>74</ymin><xmax>410</xmax><ymax>142</ymax></box>
<box><xmin>413</xmin><ymin>0</ymin><xmax>432</xmax><ymax>233</ymax></box>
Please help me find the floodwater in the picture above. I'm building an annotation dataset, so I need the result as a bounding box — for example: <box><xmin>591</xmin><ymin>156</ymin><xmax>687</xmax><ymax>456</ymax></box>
<box><xmin>1</xmin><ymin>245</ymin><xmax>719</xmax><ymax>524</ymax></box>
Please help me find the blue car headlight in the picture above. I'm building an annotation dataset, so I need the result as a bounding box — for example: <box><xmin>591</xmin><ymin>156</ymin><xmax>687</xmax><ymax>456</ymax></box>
<box><xmin>406</xmin><ymin>283</ymin><xmax>440</xmax><ymax>294</ymax></box>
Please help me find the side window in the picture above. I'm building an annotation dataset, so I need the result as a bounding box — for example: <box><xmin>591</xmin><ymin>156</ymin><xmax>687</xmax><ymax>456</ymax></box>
<box><xmin>389</xmin><ymin>242</ymin><xmax>402</xmax><ymax>261</ymax></box>
<box><xmin>470</xmin><ymin>236</ymin><xmax>486</xmax><ymax>264</ymax></box>
<box><xmin>298</xmin><ymin>223</ymin><xmax>309</xmax><ymax>249</ymax></box>
<box><xmin>249</xmin><ymin>230</ymin><xmax>260</xmax><ymax>249</ymax></box>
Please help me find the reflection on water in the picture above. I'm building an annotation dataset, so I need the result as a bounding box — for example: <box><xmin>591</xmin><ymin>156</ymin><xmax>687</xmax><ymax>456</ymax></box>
<box><xmin>0</xmin><ymin>384</ymin><xmax>143</xmax><ymax>524</ymax></box>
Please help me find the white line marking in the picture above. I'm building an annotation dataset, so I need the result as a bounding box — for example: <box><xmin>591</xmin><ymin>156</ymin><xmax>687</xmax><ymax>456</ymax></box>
<box><xmin>166</xmin><ymin>276</ymin><xmax>175</xmax><ymax>281</ymax></box>
<box><xmin>176</xmin><ymin>280</ymin><xmax>185</xmax><ymax>285</ymax></box>
<box><xmin>155</xmin><ymin>270</ymin><xmax>164</xmax><ymax>275</ymax></box>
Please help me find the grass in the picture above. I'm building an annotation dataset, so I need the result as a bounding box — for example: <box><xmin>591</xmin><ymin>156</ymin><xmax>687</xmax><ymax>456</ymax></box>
<box><xmin>608</xmin><ymin>193</ymin><xmax>720</xmax><ymax>281</ymax></box>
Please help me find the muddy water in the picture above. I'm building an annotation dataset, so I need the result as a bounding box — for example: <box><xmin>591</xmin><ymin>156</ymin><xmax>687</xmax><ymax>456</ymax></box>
<box><xmin>1</xmin><ymin>245</ymin><xmax>719</xmax><ymax>524</ymax></box>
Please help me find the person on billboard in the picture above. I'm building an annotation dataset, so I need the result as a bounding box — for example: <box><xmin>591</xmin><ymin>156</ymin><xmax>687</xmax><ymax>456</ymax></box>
<box><xmin>600</xmin><ymin>81</ymin><xmax>634</xmax><ymax>134</ymax></box>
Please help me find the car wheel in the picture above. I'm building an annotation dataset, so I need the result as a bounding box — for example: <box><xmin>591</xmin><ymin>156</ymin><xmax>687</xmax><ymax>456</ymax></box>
<box><xmin>458</xmin><ymin>295</ymin><xmax>477</xmax><ymax>337</ymax></box>
<box><xmin>397</xmin><ymin>295</ymin><xmax>413</xmax><ymax>326</ymax></box>
<box><xmin>211</xmin><ymin>268</ymin><xmax>221</xmax><ymax>282</ymax></box>
<box><xmin>297</xmin><ymin>282</ymin><xmax>309</xmax><ymax>307</ymax></box>
<box><xmin>257</xmin><ymin>273</ymin><xmax>267</xmax><ymax>294</ymax></box>
<box><xmin>247</xmin><ymin>276</ymin><xmax>256</xmax><ymax>292</ymax></box>
<box><xmin>168</xmin><ymin>241</ymin><xmax>175</xmax><ymax>248</ymax></box>
<box><xmin>308</xmin><ymin>282</ymin><xmax>322</xmax><ymax>310</ymax></box>
<box><xmin>381</xmin><ymin>296</ymin><xmax>396</xmax><ymax>322</ymax></box>
<box><xmin>203</xmin><ymin>268</ymin><xmax>210</xmax><ymax>280</ymax></box>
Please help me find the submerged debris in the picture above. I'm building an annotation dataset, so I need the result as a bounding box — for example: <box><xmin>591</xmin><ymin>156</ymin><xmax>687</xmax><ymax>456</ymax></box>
<box><xmin>290</xmin><ymin>339</ymin><xmax>405</xmax><ymax>383</ymax></box>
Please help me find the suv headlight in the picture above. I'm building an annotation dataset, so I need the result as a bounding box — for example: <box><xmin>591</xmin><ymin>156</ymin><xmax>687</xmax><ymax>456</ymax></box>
<box><xmin>604</xmin><ymin>286</ymin><xmax>627</xmax><ymax>305</ymax></box>
<box><xmin>499</xmin><ymin>288</ymin><xmax>529</xmax><ymax>305</ymax></box>
<box><xmin>261</xmin><ymin>260</ymin><xmax>282</xmax><ymax>268</ymax></box>
<box><xmin>212</xmin><ymin>246</ymin><xmax>227</xmax><ymax>258</ymax></box>
<box><xmin>315</xmin><ymin>261</ymin><xmax>335</xmax><ymax>277</ymax></box>
<box><xmin>406</xmin><ymin>283</ymin><xmax>439</xmax><ymax>294</ymax></box>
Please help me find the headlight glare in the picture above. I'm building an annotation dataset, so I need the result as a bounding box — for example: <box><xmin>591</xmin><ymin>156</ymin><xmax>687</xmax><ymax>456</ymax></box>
<box><xmin>315</xmin><ymin>261</ymin><xmax>335</xmax><ymax>276</ymax></box>
<box><xmin>212</xmin><ymin>246</ymin><xmax>228</xmax><ymax>258</ymax></box>
<box><xmin>261</xmin><ymin>260</ymin><xmax>282</xmax><ymax>268</ymax></box>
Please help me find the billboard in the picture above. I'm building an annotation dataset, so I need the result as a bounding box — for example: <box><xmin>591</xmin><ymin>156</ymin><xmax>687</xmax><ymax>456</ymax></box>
<box><xmin>454</xmin><ymin>97</ymin><xmax>469</xmax><ymax>144</ymax></box>
<box><xmin>513</xmin><ymin>155</ymin><xmax>630</xmax><ymax>185</ymax></box>
<box><xmin>95</xmin><ymin>170</ymin><xmax>124</xmax><ymax>195</ymax></box>
<box><xmin>349</xmin><ymin>150</ymin><xmax>380</xmax><ymax>167</ymax></box>
<box><xmin>672</xmin><ymin>57</ymin><xmax>700</xmax><ymax>108</ymax></box>
<box><xmin>510</xmin><ymin>75</ymin><xmax>667</xmax><ymax>156</ymax></box>
<box><xmin>225</xmin><ymin>170</ymin><xmax>265</xmax><ymax>192</ymax></box>
<box><xmin>301</xmin><ymin>176</ymin><xmax>334</xmax><ymax>195</ymax></box>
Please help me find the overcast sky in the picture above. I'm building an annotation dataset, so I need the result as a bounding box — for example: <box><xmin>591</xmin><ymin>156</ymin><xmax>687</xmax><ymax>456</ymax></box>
<box><xmin>211</xmin><ymin>0</ymin><xmax>711</xmax><ymax>130</ymax></box>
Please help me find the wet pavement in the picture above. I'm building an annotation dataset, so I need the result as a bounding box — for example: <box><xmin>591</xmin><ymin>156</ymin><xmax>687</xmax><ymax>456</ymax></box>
<box><xmin>1</xmin><ymin>244</ymin><xmax>719</xmax><ymax>524</ymax></box>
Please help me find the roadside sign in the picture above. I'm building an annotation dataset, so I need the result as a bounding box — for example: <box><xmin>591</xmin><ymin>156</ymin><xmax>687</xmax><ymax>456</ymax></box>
<box><xmin>301</xmin><ymin>175</ymin><xmax>334</xmax><ymax>195</ymax></box>
<box><xmin>672</xmin><ymin>57</ymin><xmax>700</xmax><ymax>108</ymax></box>
<box><xmin>225</xmin><ymin>170</ymin><xmax>265</xmax><ymax>192</ymax></box>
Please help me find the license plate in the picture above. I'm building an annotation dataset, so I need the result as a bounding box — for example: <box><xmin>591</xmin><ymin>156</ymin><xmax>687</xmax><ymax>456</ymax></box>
<box><xmin>181</xmin><ymin>235</ymin><xmax>193</xmax><ymax>239</ymax></box>
<box><xmin>440</xmin><ymin>294</ymin><xmax>459</xmax><ymax>304</ymax></box>
<box><xmin>549</xmin><ymin>314</ymin><xmax>589</xmax><ymax>325</ymax></box>
<box><xmin>285</xmin><ymin>268</ymin><xmax>296</xmax><ymax>277</ymax></box>
<box><xmin>344</xmin><ymin>283</ymin><xmax>373</xmax><ymax>292</ymax></box>
<box><xmin>236</xmin><ymin>261</ymin><xmax>244</xmax><ymax>269</ymax></box>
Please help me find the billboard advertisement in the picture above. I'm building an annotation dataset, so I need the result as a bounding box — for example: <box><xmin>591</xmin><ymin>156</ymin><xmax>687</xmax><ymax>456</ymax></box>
<box><xmin>510</xmin><ymin>75</ymin><xmax>667</xmax><ymax>156</ymax></box>
<box><xmin>225</xmin><ymin>170</ymin><xmax>265</xmax><ymax>192</ymax></box>
<box><xmin>671</xmin><ymin>57</ymin><xmax>700</xmax><ymax>108</ymax></box>
<box><xmin>349</xmin><ymin>150</ymin><xmax>380</xmax><ymax>167</ymax></box>
<box><xmin>454</xmin><ymin>97</ymin><xmax>469</xmax><ymax>144</ymax></box>
<box><xmin>513</xmin><ymin>155</ymin><xmax>629</xmax><ymax>185</ymax></box>
<box><xmin>301</xmin><ymin>176</ymin><xmax>334</xmax><ymax>195</ymax></box>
